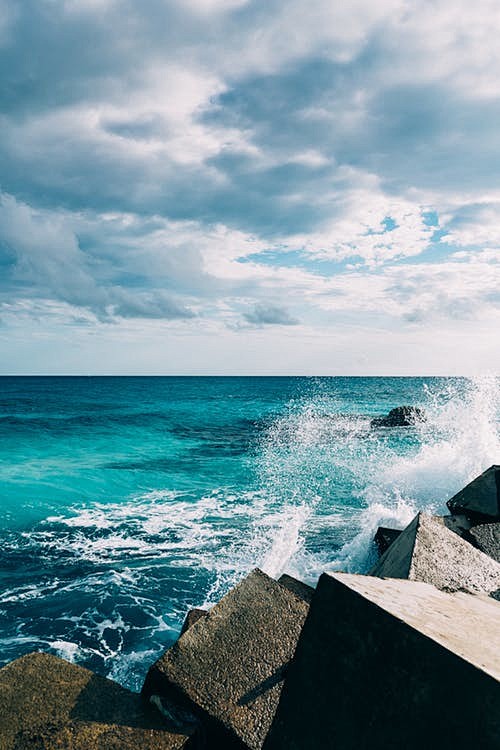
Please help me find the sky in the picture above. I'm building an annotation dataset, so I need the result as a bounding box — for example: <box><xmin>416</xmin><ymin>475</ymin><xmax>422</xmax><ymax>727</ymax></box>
<box><xmin>1</xmin><ymin>0</ymin><xmax>500</xmax><ymax>374</ymax></box>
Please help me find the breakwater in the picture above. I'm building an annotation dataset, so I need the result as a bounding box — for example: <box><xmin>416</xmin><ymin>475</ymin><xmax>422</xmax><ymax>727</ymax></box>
<box><xmin>1</xmin><ymin>465</ymin><xmax>499</xmax><ymax>749</ymax></box>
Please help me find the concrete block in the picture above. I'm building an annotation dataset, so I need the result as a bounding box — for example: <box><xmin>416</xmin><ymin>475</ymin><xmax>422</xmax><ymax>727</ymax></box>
<box><xmin>470</xmin><ymin>523</ymin><xmax>500</xmax><ymax>563</ymax></box>
<box><xmin>373</xmin><ymin>526</ymin><xmax>402</xmax><ymax>556</ymax></box>
<box><xmin>142</xmin><ymin>569</ymin><xmax>309</xmax><ymax>750</ymax></box>
<box><xmin>369</xmin><ymin>512</ymin><xmax>500</xmax><ymax>597</ymax></box>
<box><xmin>447</xmin><ymin>465</ymin><xmax>500</xmax><ymax>520</ymax></box>
<box><xmin>264</xmin><ymin>572</ymin><xmax>500</xmax><ymax>750</ymax></box>
<box><xmin>277</xmin><ymin>574</ymin><xmax>314</xmax><ymax>603</ymax></box>
<box><xmin>180</xmin><ymin>609</ymin><xmax>208</xmax><ymax>636</ymax></box>
<box><xmin>0</xmin><ymin>652</ymin><xmax>193</xmax><ymax>750</ymax></box>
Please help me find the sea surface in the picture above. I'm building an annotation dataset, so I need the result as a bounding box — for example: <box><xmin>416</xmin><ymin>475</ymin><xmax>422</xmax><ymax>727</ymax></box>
<box><xmin>0</xmin><ymin>375</ymin><xmax>499</xmax><ymax>690</ymax></box>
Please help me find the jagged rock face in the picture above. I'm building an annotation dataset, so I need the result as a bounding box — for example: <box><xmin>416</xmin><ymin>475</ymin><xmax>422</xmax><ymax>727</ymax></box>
<box><xmin>371</xmin><ymin>405</ymin><xmax>426</xmax><ymax>428</ymax></box>
<box><xmin>470</xmin><ymin>523</ymin><xmax>500</xmax><ymax>564</ymax></box>
<box><xmin>447</xmin><ymin>465</ymin><xmax>500</xmax><ymax>520</ymax></box>
<box><xmin>180</xmin><ymin>609</ymin><xmax>208</xmax><ymax>636</ymax></box>
<box><xmin>369</xmin><ymin>512</ymin><xmax>500</xmax><ymax>598</ymax></box>
<box><xmin>0</xmin><ymin>652</ymin><xmax>192</xmax><ymax>749</ymax></box>
<box><xmin>264</xmin><ymin>573</ymin><xmax>500</xmax><ymax>750</ymax></box>
<box><xmin>143</xmin><ymin>569</ymin><xmax>309</xmax><ymax>750</ymax></box>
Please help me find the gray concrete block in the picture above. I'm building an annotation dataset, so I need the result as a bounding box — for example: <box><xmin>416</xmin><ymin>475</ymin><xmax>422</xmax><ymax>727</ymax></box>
<box><xmin>373</xmin><ymin>526</ymin><xmax>403</xmax><ymax>556</ymax></box>
<box><xmin>142</xmin><ymin>569</ymin><xmax>309</xmax><ymax>750</ymax></box>
<box><xmin>447</xmin><ymin>465</ymin><xmax>500</xmax><ymax>520</ymax></box>
<box><xmin>0</xmin><ymin>652</ymin><xmax>193</xmax><ymax>750</ymax></box>
<box><xmin>264</xmin><ymin>572</ymin><xmax>500</xmax><ymax>750</ymax></box>
<box><xmin>180</xmin><ymin>608</ymin><xmax>208</xmax><ymax>636</ymax></box>
<box><xmin>470</xmin><ymin>523</ymin><xmax>500</xmax><ymax>563</ymax></box>
<box><xmin>369</xmin><ymin>512</ymin><xmax>500</xmax><ymax>597</ymax></box>
<box><xmin>277</xmin><ymin>574</ymin><xmax>314</xmax><ymax>603</ymax></box>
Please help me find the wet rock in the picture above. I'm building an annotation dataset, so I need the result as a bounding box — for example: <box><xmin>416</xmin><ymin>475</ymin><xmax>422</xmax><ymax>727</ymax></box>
<box><xmin>373</xmin><ymin>526</ymin><xmax>403</xmax><ymax>556</ymax></box>
<box><xmin>264</xmin><ymin>572</ymin><xmax>500</xmax><ymax>750</ymax></box>
<box><xmin>369</xmin><ymin>512</ymin><xmax>500</xmax><ymax>597</ymax></box>
<box><xmin>277</xmin><ymin>574</ymin><xmax>314</xmax><ymax>603</ymax></box>
<box><xmin>180</xmin><ymin>609</ymin><xmax>208</xmax><ymax>636</ymax></box>
<box><xmin>447</xmin><ymin>465</ymin><xmax>500</xmax><ymax>520</ymax></box>
<box><xmin>470</xmin><ymin>523</ymin><xmax>500</xmax><ymax>563</ymax></box>
<box><xmin>142</xmin><ymin>569</ymin><xmax>309</xmax><ymax>750</ymax></box>
<box><xmin>0</xmin><ymin>652</ymin><xmax>193</xmax><ymax>749</ymax></box>
<box><xmin>371</xmin><ymin>405</ymin><xmax>426</xmax><ymax>428</ymax></box>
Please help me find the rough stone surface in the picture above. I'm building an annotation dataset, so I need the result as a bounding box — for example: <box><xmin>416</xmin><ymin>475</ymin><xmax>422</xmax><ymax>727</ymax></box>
<box><xmin>277</xmin><ymin>574</ymin><xmax>314</xmax><ymax>603</ymax></box>
<box><xmin>264</xmin><ymin>573</ymin><xmax>500</xmax><ymax>750</ymax></box>
<box><xmin>442</xmin><ymin>513</ymin><xmax>473</xmax><ymax>539</ymax></box>
<box><xmin>447</xmin><ymin>465</ymin><xmax>500</xmax><ymax>520</ymax></box>
<box><xmin>143</xmin><ymin>569</ymin><xmax>309</xmax><ymax>750</ymax></box>
<box><xmin>369</xmin><ymin>512</ymin><xmax>500</xmax><ymax>597</ymax></box>
<box><xmin>0</xmin><ymin>653</ymin><xmax>192</xmax><ymax>750</ymax></box>
<box><xmin>180</xmin><ymin>609</ymin><xmax>208</xmax><ymax>636</ymax></box>
<box><xmin>470</xmin><ymin>523</ymin><xmax>500</xmax><ymax>563</ymax></box>
<box><xmin>373</xmin><ymin>526</ymin><xmax>402</xmax><ymax>556</ymax></box>
<box><xmin>371</xmin><ymin>405</ymin><xmax>426</xmax><ymax>427</ymax></box>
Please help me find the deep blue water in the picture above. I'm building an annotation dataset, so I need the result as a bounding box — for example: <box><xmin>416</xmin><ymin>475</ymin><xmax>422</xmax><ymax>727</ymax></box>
<box><xmin>1</xmin><ymin>376</ymin><xmax>499</xmax><ymax>689</ymax></box>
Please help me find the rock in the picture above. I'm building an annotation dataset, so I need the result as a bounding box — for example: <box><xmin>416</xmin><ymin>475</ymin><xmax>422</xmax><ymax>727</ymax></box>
<box><xmin>470</xmin><ymin>523</ymin><xmax>500</xmax><ymax>563</ymax></box>
<box><xmin>142</xmin><ymin>569</ymin><xmax>309</xmax><ymax>750</ymax></box>
<box><xmin>180</xmin><ymin>609</ymin><xmax>208</xmax><ymax>636</ymax></box>
<box><xmin>369</xmin><ymin>512</ymin><xmax>500</xmax><ymax>597</ymax></box>
<box><xmin>264</xmin><ymin>572</ymin><xmax>500</xmax><ymax>750</ymax></box>
<box><xmin>447</xmin><ymin>465</ymin><xmax>500</xmax><ymax>520</ymax></box>
<box><xmin>373</xmin><ymin>526</ymin><xmax>403</xmax><ymax>556</ymax></box>
<box><xmin>441</xmin><ymin>513</ymin><xmax>473</xmax><ymax>539</ymax></box>
<box><xmin>0</xmin><ymin>652</ymin><xmax>194</xmax><ymax>750</ymax></box>
<box><xmin>277</xmin><ymin>574</ymin><xmax>314</xmax><ymax>603</ymax></box>
<box><xmin>371</xmin><ymin>405</ymin><xmax>426</xmax><ymax>428</ymax></box>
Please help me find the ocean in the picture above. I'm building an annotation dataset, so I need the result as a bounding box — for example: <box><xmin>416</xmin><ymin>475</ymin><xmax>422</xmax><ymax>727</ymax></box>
<box><xmin>0</xmin><ymin>375</ymin><xmax>499</xmax><ymax>690</ymax></box>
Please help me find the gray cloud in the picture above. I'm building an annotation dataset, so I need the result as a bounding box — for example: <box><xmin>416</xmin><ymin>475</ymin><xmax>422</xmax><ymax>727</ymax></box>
<box><xmin>243</xmin><ymin>303</ymin><xmax>299</xmax><ymax>326</ymax></box>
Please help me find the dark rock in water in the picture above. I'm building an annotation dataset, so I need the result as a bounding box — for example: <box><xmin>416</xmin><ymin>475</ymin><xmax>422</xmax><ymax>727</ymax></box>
<box><xmin>263</xmin><ymin>572</ymin><xmax>500</xmax><ymax>750</ymax></box>
<box><xmin>277</xmin><ymin>574</ymin><xmax>314</xmax><ymax>603</ymax></box>
<box><xmin>470</xmin><ymin>523</ymin><xmax>500</xmax><ymax>563</ymax></box>
<box><xmin>373</xmin><ymin>526</ymin><xmax>403</xmax><ymax>556</ymax></box>
<box><xmin>180</xmin><ymin>608</ymin><xmax>209</xmax><ymax>636</ymax></box>
<box><xmin>142</xmin><ymin>569</ymin><xmax>309</xmax><ymax>750</ymax></box>
<box><xmin>447</xmin><ymin>465</ymin><xmax>500</xmax><ymax>520</ymax></box>
<box><xmin>371</xmin><ymin>405</ymin><xmax>426</xmax><ymax>427</ymax></box>
<box><xmin>369</xmin><ymin>512</ymin><xmax>500</xmax><ymax>597</ymax></box>
<box><xmin>0</xmin><ymin>652</ymin><xmax>193</xmax><ymax>749</ymax></box>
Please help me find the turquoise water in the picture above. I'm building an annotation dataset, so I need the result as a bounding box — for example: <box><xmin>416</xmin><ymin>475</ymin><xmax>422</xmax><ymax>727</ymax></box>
<box><xmin>1</xmin><ymin>376</ymin><xmax>499</xmax><ymax>689</ymax></box>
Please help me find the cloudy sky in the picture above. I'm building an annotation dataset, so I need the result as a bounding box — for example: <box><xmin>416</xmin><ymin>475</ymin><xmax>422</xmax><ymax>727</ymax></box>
<box><xmin>1</xmin><ymin>0</ymin><xmax>499</xmax><ymax>374</ymax></box>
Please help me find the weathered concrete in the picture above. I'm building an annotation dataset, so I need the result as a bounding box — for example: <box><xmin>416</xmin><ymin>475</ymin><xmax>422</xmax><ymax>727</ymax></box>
<box><xmin>442</xmin><ymin>512</ymin><xmax>473</xmax><ymax>539</ymax></box>
<box><xmin>277</xmin><ymin>574</ymin><xmax>314</xmax><ymax>603</ymax></box>
<box><xmin>373</xmin><ymin>526</ymin><xmax>402</xmax><ymax>556</ymax></box>
<box><xmin>0</xmin><ymin>652</ymin><xmax>193</xmax><ymax>750</ymax></box>
<box><xmin>470</xmin><ymin>522</ymin><xmax>500</xmax><ymax>563</ymax></box>
<box><xmin>369</xmin><ymin>512</ymin><xmax>500</xmax><ymax>597</ymax></box>
<box><xmin>180</xmin><ymin>608</ymin><xmax>208</xmax><ymax>636</ymax></box>
<box><xmin>264</xmin><ymin>572</ymin><xmax>500</xmax><ymax>750</ymax></box>
<box><xmin>143</xmin><ymin>569</ymin><xmax>309</xmax><ymax>750</ymax></box>
<box><xmin>447</xmin><ymin>465</ymin><xmax>500</xmax><ymax>520</ymax></box>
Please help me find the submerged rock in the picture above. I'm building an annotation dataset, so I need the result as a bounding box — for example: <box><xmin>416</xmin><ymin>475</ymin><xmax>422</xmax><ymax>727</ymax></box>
<box><xmin>447</xmin><ymin>465</ymin><xmax>500</xmax><ymax>521</ymax></box>
<box><xmin>264</xmin><ymin>572</ymin><xmax>500</xmax><ymax>750</ymax></box>
<box><xmin>0</xmin><ymin>652</ymin><xmax>193</xmax><ymax>749</ymax></box>
<box><xmin>371</xmin><ymin>405</ymin><xmax>426</xmax><ymax>427</ymax></box>
<box><xmin>369</xmin><ymin>512</ymin><xmax>500</xmax><ymax>598</ymax></box>
<box><xmin>142</xmin><ymin>569</ymin><xmax>309</xmax><ymax>750</ymax></box>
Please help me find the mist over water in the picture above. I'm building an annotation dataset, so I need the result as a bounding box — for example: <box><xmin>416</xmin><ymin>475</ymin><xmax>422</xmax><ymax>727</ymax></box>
<box><xmin>0</xmin><ymin>376</ymin><xmax>498</xmax><ymax>689</ymax></box>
